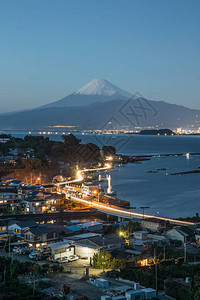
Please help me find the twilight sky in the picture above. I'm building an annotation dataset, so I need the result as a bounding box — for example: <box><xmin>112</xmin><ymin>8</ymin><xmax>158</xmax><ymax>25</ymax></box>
<box><xmin>0</xmin><ymin>0</ymin><xmax>200</xmax><ymax>112</ymax></box>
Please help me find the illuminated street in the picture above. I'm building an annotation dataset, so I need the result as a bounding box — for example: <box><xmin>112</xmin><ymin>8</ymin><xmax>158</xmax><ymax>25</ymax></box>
<box><xmin>57</xmin><ymin>164</ymin><xmax>194</xmax><ymax>226</ymax></box>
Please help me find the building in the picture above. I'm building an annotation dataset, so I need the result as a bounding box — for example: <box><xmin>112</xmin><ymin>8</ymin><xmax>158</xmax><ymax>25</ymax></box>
<box><xmin>133</xmin><ymin>231</ymin><xmax>148</xmax><ymax>241</ymax></box>
<box><xmin>129</xmin><ymin>239</ymin><xmax>152</xmax><ymax>252</ymax></box>
<box><xmin>0</xmin><ymin>134</ymin><xmax>11</xmax><ymax>143</ymax></box>
<box><xmin>0</xmin><ymin>221</ymin><xmax>7</xmax><ymax>240</ymax></box>
<box><xmin>77</xmin><ymin>221</ymin><xmax>103</xmax><ymax>232</ymax></box>
<box><xmin>0</xmin><ymin>177</ymin><xmax>15</xmax><ymax>185</ymax></box>
<box><xmin>141</xmin><ymin>218</ymin><xmax>167</xmax><ymax>232</ymax></box>
<box><xmin>0</xmin><ymin>192</ymin><xmax>19</xmax><ymax>208</ymax></box>
<box><xmin>65</xmin><ymin>233</ymin><xmax>124</xmax><ymax>260</ymax></box>
<box><xmin>8</xmin><ymin>221</ymin><xmax>73</xmax><ymax>248</ymax></box>
<box><xmin>64</xmin><ymin>225</ymin><xmax>83</xmax><ymax>233</ymax></box>
<box><xmin>23</xmin><ymin>224</ymin><xmax>60</xmax><ymax>248</ymax></box>
<box><xmin>42</xmin><ymin>184</ymin><xmax>57</xmax><ymax>193</ymax></box>
<box><xmin>9</xmin><ymin>147</ymin><xmax>35</xmax><ymax>158</ymax></box>
<box><xmin>8</xmin><ymin>220</ymin><xmax>37</xmax><ymax>236</ymax></box>
<box><xmin>166</xmin><ymin>226</ymin><xmax>194</xmax><ymax>243</ymax></box>
<box><xmin>148</xmin><ymin>233</ymin><xmax>169</xmax><ymax>246</ymax></box>
<box><xmin>45</xmin><ymin>193</ymin><xmax>65</xmax><ymax>207</ymax></box>
<box><xmin>24</xmin><ymin>197</ymin><xmax>47</xmax><ymax>213</ymax></box>
<box><xmin>8</xmin><ymin>180</ymin><xmax>24</xmax><ymax>189</ymax></box>
<box><xmin>125</xmin><ymin>290</ymin><xmax>145</xmax><ymax>300</ymax></box>
<box><xmin>0</xmin><ymin>157</ymin><xmax>16</xmax><ymax>165</ymax></box>
<box><xmin>101</xmin><ymin>286</ymin><xmax>156</xmax><ymax>300</ymax></box>
<box><xmin>47</xmin><ymin>241</ymin><xmax>75</xmax><ymax>260</ymax></box>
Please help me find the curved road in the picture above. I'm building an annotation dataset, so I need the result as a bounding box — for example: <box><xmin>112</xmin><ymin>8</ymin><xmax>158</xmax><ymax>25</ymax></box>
<box><xmin>56</xmin><ymin>163</ymin><xmax>194</xmax><ymax>226</ymax></box>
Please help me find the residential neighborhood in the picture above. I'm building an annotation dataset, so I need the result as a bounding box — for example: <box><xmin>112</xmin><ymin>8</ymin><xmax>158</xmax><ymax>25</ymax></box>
<box><xmin>0</xmin><ymin>135</ymin><xmax>200</xmax><ymax>299</ymax></box>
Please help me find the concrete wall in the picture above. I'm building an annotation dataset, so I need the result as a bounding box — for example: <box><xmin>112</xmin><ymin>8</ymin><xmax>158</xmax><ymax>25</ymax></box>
<box><xmin>74</xmin><ymin>244</ymin><xmax>99</xmax><ymax>259</ymax></box>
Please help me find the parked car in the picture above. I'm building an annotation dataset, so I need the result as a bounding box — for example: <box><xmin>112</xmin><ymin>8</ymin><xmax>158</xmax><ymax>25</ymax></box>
<box><xmin>12</xmin><ymin>246</ymin><xmax>19</xmax><ymax>254</ymax></box>
<box><xmin>23</xmin><ymin>247</ymin><xmax>31</xmax><ymax>255</ymax></box>
<box><xmin>29</xmin><ymin>251</ymin><xmax>39</xmax><ymax>260</ymax></box>
<box><xmin>68</xmin><ymin>255</ymin><xmax>79</xmax><ymax>262</ymax></box>
<box><xmin>54</xmin><ymin>257</ymin><xmax>68</xmax><ymax>264</ymax></box>
<box><xmin>16</xmin><ymin>248</ymin><xmax>23</xmax><ymax>255</ymax></box>
<box><xmin>191</xmin><ymin>242</ymin><xmax>200</xmax><ymax>248</ymax></box>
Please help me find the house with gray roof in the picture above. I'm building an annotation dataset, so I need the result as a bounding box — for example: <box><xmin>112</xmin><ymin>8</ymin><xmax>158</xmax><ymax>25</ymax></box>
<box><xmin>166</xmin><ymin>226</ymin><xmax>194</xmax><ymax>243</ymax></box>
<box><xmin>65</xmin><ymin>233</ymin><xmax>125</xmax><ymax>260</ymax></box>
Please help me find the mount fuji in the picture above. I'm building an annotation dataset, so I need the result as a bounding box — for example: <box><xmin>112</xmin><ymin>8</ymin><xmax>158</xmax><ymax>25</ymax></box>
<box><xmin>0</xmin><ymin>78</ymin><xmax>200</xmax><ymax>130</ymax></box>
<box><xmin>40</xmin><ymin>79</ymin><xmax>132</xmax><ymax>108</ymax></box>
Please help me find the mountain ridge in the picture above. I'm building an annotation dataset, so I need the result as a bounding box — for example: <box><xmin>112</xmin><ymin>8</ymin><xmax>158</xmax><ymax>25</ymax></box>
<box><xmin>0</xmin><ymin>79</ymin><xmax>199</xmax><ymax>131</ymax></box>
<box><xmin>0</xmin><ymin>97</ymin><xmax>199</xmax><ymax>130</ymax></box>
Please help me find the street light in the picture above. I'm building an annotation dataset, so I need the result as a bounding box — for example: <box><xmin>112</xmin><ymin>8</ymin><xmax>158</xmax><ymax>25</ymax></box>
<box><xmin>140</xmin><ymin>206</ymin><xmax>149</xmax><ymax>219</ymax></box>
<box><xmin>154</xmin><ymin>244</ymin><xmax>158</xmax><ymax>298</ymax></box>
<box><xmin>129</xmin><ymin>206</ymin><xmax>136</xmax><ymax>220</ymax></box>
<box><xmin>92</xmin><ymin>189</ymin><xmax>100</xmax><ymax>203</ymax></box>
<box><xmin>102</xmin><ymin>236</ymin><xmax>105</xmax><ymax>274</ymax></box>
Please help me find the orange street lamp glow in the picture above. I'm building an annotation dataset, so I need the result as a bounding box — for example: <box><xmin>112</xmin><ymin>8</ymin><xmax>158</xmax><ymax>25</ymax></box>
<box><xmin>106</xmin><ymin>156</ymin><xmax>113</xmax><ymax>161</ymax></box>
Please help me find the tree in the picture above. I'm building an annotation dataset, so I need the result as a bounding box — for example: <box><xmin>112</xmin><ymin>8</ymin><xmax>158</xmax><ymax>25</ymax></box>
<box><xmin>62</xmin><ymin>133</ymin><xmax>81</xmax><ymax>146</ymax></box>
<box><xmin>92</xmin><ymin>252</ymin><xmax>126</xmax><ymax>270</ymax></box>
<box><xmin>102</xmin><ymin>146</ymin><xmax>116</xmax><ymax>156</ymax></box>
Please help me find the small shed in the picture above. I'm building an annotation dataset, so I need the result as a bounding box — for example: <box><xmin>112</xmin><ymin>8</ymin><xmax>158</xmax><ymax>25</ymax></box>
<box><xmin>95</xmin><ymin>278</ymin><xmax>109</xmax><ymax>288</ymax></box>
<box><xmin>47</xmin><ymin>241</ymin><xmax>74</xmax><ymax>260</ymax></box>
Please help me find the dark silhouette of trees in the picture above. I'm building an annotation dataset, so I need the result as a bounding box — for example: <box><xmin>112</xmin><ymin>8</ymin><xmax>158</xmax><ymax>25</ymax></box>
<box><xmin>102</xmin><ymin>145</ymin><xmax>116</xmax><ymax>156</ymax></box>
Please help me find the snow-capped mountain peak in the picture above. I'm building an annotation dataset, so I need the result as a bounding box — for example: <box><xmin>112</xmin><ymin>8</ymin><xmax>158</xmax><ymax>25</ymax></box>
<box><xmin>74</xmin><ymin>79</ymin><xmax>132</xmax><ymax>98</ymax></box>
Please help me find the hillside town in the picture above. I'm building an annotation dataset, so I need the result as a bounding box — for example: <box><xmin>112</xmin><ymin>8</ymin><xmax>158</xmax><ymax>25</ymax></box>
<box><xmin>0</xmin><ymin>134</ymin><xmax>200</xmax><ymax>299</ymax></box>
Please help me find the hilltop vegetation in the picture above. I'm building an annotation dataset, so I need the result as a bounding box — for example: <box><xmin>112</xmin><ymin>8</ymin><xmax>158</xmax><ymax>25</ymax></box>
<box><xmin>0</xmin><ymin>134</ymin><xmax>113</xmax><ymax>182</ymax></box>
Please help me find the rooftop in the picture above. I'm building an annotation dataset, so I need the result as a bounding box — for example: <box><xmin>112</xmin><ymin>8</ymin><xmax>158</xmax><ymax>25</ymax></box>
<box><xmin>65</xmin><ymin>225</ymin><xmax>82</xmax><ymax>232</ymax></box>
<box><xmin>77</xmin><ymin>221</ymin><xmax>103</xmax><ymax>227</ymax></box>
<box><xmin>47</xmin><ymin>241</ymin><xmax>71</xmax><ymax>250</ymax></box>
<box><xmin>67</xmin><ymin>233</ymin><xmax>100</xmax><ymax>240</ymax></box>
<box><xmin>8</xmin><ymin>220</ymin><xmax>37</xmax><ymax>229</ymax></box>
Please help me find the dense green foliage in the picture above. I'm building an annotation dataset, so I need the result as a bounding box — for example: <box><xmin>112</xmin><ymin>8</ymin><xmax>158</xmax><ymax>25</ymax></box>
<box><xmin>120</xmin><ymin>263</ymin><xmax>200</xmax><ymax>299</ymax></box>
<box><xmin>102</xmin><ymin>145</ymin><xmax>116</xmax><ymax>156</ymax></box>
<box><xmin>0</xmin><ymin>134</ymin><xmax>102</xmax><ymax>163</ymax></box>
<box><xmin>93</xmin><ymin>251</ymin><xmax>126</xmax><ymax>270</ymax></box>
<box><xmin>103</xmin><ymin>220</ymin><xmax>141</xmax><ymax>238</ymax></box>
<box><xmin>0</xmin><ymin>134</ymin><xmax>107</xmax><ymax>181</ymax></box>
<box><xmin>0</xmin><ymin>256</ymin><xmax>63</xmax><ymax>299</ymax></box>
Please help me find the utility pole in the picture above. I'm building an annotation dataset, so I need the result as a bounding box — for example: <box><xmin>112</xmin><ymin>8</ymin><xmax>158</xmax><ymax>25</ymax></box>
<box><xmin>33</xmin><ymin>278</ymin><xmax>35</xmax><ymax>296</ymax></box>
<box><xmin>194</xmin><ymin>253</ymin><xmax>197</xmax><ymax>264</ymax></box>
<box><xmin>11</xmin><ymin>251</ymin><xmax>14</xmax><ymax>278</ymax></box>
<box><xmin>102</xmin><ymin>237</ymin><xmax>105</xmax><ymax>274</ymax></box>
<box><xmin>129</xmin><ymin>207</ymin><xmax>136</xmax><ymax>220</ymax></box>
<box><xmin>4</xmin><ymin>266</ymin><xmax>6</xmax><ymax>282</ymax></box>
<box><xmin>140</xmin><ymin>206</ymin><xmax>149</xmax><ymax>219</ymax></box>
<box><xmin>154</xmin><ymin>246</ymin><xmax>158</xmax><ymax>298</ymax></box>
<box><xmin>184</xmin><ymin>236</ymin><xmax>187</xmax><ymax>264</ymax></box>
<box><xmin>8</xmin><ymin>230</ymin><xmax>11</xmax><ymax>258</ymax></box>
<box><xmin>164</xmin><ymin>245</ymin><xmax>166</xmax><ymax>260</ymax></box>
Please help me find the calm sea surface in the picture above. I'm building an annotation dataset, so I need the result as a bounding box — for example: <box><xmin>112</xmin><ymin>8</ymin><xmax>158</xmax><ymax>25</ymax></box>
<box><xmin>3</xmin><ymin>130</ymin><xmax>200</xmax><ymax>218</ymax></box>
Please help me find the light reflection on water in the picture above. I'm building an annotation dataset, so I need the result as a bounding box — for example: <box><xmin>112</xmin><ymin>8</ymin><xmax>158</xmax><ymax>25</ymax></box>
<box><xmin>4</xmin><ymin>131</ymin><xmax>200</xmax><ymax>218</ymax></box>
